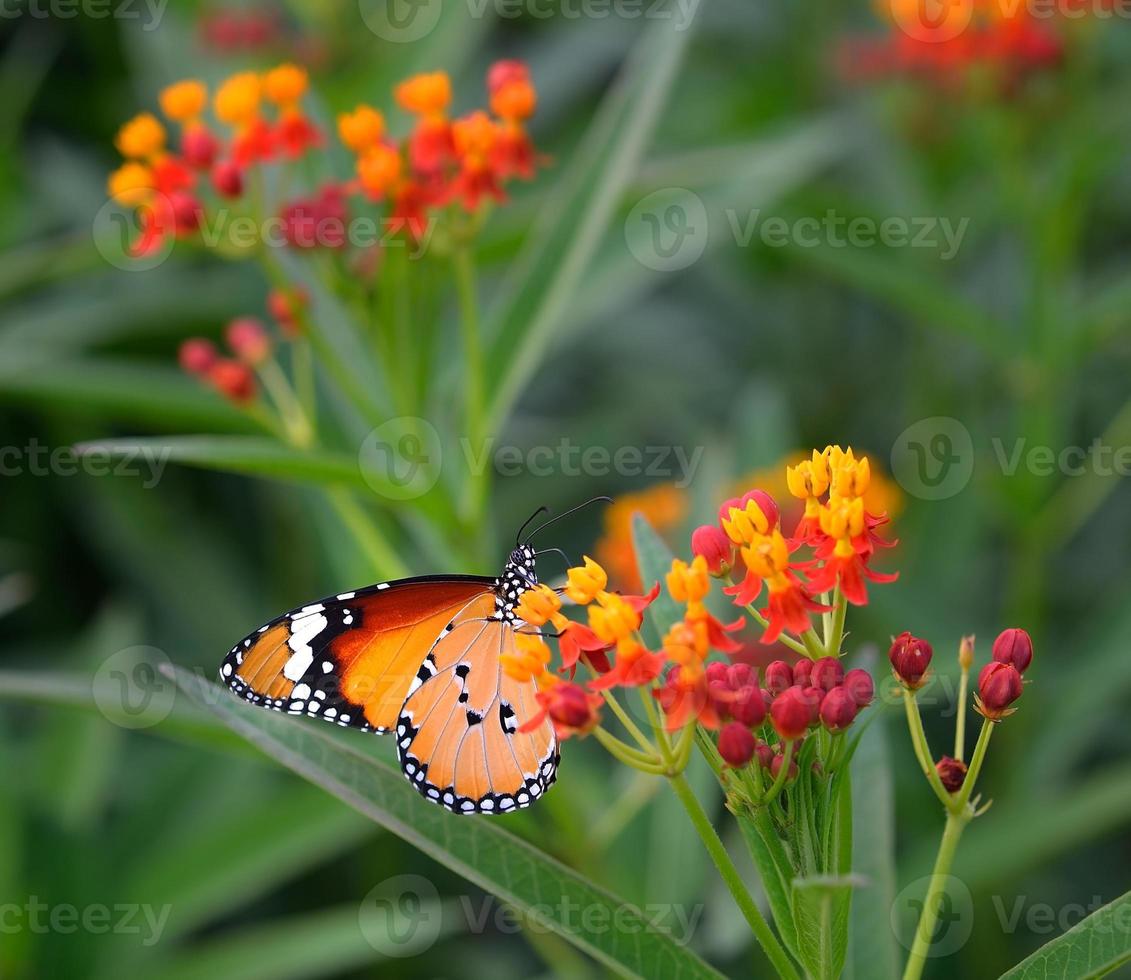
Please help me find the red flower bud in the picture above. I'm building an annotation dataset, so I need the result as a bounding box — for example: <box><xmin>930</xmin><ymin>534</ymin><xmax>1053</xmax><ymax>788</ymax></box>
<box><xmin>207</xmin><ymin>359</ymin><xmax>257</xmax><ymax>404</ymax></box>
<box><xmin>935</xmin><ymin>755</ymin><xmax>967</xmax><ymax>793</ymax></box>
<box><xmin>178</xmin><ymin>337</ymin><xmax>217</xmax><ymax>375</ymax></box>
<box><xmin>705</xmin><ymin>660</ymin><xmax>729</xmax><ymax>684</ymax></box>
<box><xmin>211</xmin><ymin>159</ymin><xmax>244</xmax><ymax>198</ymax></box>
<box><xmin>717</xmin><ymin>722</ymin><xmax>756</xmax><ymax>768</ymax></box>
<box><xmin>765</xmin><ymin>660</ymin><xmax>793</xmax><ymax>696</ymax></box>
<box><xmin>754</xmin><ymin>740</ymin><xmax>774</xmax><ymax>769</ymax></box>
<box><xmin>547</xmin><ymin>682</ymin><xmax>599</xmax><ymax>731</ymax></box>
<box><xmin>718</xmin><ymin>489</ymin><xmax>779</xmax><ymax>532</ymax></box>
<box><xmin>811</xmin><ymin>656</ymin><xmax>844</xmax><ymax>692</ymax></box>
<box><xmin>181</xmin><ymin>125</ymin><xmax>219</xmax><ymax>169</ymax></box>
<box><xmin>770</xmin><ymin>750</ymin><xmax>798</xmax><ymax>782</ymax></box>
<box><xmin>819</xmin><ymin>687</ymin><xmax>858</xmax><ymax>733</ymax></box>
<box><xmin>977</xmin><ymin>661</ymin><xmax>1023</xmax><ymax>720</ymax></box>
<box><xmin>842</xmin><ymin>668</ymin><xmax>874</xmax><ymax>708</ymax></box>
<box><xmin>801</xmin><ymin>686</ymin><xmax>824</xmax><ymax>726</ymax></box>
<box><xmin>730</xmin><ymin>686</ymin><xmax>767</xmax><ymax>727</ymax></box>
<box><xmin>268</xmin><ymin>285</ymin><xmax>310</xmax><ymax>337</ymax></box>
<box><xmin>691</xmin><ymin>524</ymin><xmax>734</xmax><ymax>576</ymax></box>
<box><xmin>889</xmin><ymin>631</ymin><xmax>933</xmax><ymax>688</ymax></box>
<box><xmin>792</xmin><ymin>658</ymin><xmax>812</xmax><ymax>688</ymax></box>
<box><xmin>991</xmin><ymin>628</ymin><xmax>1033</xmax><ymax>674</ymax></box>
<box><xmin>226</xmin><ymin>316</ymin><xmax>271</xmax><ymax>366</ymax></box>
<box><xmin>769</xmin><ymin>686</ymin><xmax>811</xmax><ymax>740</ymax></box>
<box><xmin>726</xmin><ymin>663</ymin><xmax>754</xmax><ymax>690</ymax></box>
<box><xmin>168</xmin><ymin>191</ymin><xmax>202</xmax><ymax>234</ymax></box>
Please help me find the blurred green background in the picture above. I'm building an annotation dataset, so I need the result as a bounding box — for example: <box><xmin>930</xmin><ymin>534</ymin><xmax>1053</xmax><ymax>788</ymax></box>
<box><xmin>2</xmin><ymin>1</ymin><xmax>1131</xmax><ymax>977</ymax></box>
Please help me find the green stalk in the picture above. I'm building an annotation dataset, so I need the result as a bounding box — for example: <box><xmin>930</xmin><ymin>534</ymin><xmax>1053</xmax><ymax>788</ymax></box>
<box><xmin>325</xmin><ymin>488</ymin><xmax>408</xmax><ymax>579</ymax></box>
<box><xmin>825</xmin><ymin>588</ymin><xmax>847</xmax><ymax>657</ymax></box>
<box><xmin>667</xmin><ymin>773</ymin><xmax>801</xmax><ymax>980</ymax></box>
<box><xmin>954</xmin><ymin>665</ymin><xmax>969</xmax><ymax>761</ymax></box>
<box><xmin>902</xmin><ymin>688</ymin><xmax>952</xmax><ymax>806</ymax></box>
<box><xmin>901</xmin><ymin>810</ymin><xmax>969</xmax><ymax>980</ymax></box>
<box><xmin>592</xmin><ymin>727</ymin><xmax>666</xmax><ymax>774</ymax></box>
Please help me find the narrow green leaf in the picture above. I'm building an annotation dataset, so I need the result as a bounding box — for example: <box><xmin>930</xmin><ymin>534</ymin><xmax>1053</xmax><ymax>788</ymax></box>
<box><xmin>484</xmin><ymin>2</ymin><xmax>701</xmax><ymax>432</ymax></box>
<box><xmin>168</xmin><ymin>667</ymin><xmax>726</xmax><ymax>980</ymax></box>
<box><xmin>847</xmin><ymin>714</ymin><xmax>899</xmax><ymax>980</ymax></box>
<box><xmin>735</xmin><ymin>811</ymin><xmax>802</xmax><ymax>960</ymax></box>
<box><xmin>792</xmin><ymin>875</ymin><xmax>864</xmax><ymax>980</ymax></box>
<box><xmin>997</xmin><ymin>890</ymin><xmax>1131</xmax><ymax>980</ymax></box>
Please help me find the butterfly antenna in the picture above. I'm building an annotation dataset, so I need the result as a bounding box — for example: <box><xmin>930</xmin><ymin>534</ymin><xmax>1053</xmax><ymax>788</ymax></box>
<box><xmin>515</xmin><ymin>505</ymin><xmax>549</xmax><ymax>545</ymax></box>
<box><xmin>535</xmin><ymin>547</ymin><xmax>573</xmax><ymax>573</ymax></box>
<box><xmin>523</xmin><ymin>496</ymin><xmax>612</xmax><ymax>543</ymax></box>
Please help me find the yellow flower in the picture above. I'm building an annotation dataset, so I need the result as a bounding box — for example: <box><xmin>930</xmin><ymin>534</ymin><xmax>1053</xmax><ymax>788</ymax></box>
<box><xmin>740</xmin><ymin>529</ymin><xmax>792</xmax><ymax>584</ymax></box>
<box><xmin>337</xmin><ymin>105</ymin><xmax>385</xmax><ymax>153</ymax></box>
<box><xmin>263</xmin><ymin>63</ymin><xmax>308</xmax><ymax>107</ymax></box>
<box><xmin>564</xmin><ymin>557</ymin><xmax>607</xmax><ymax>605</ymax></box>
<box><xmin>666</xmin><ymin>556</ymin><xmax>709</xmax><ymax>606</ymax></box>
<box><xmin>721</xmin><ymin>496</ymin><xmax>772</xmax><ymax>546</ymax></box>
<box><xmin>159</xmin><ymin>80</ymin><xmax>208</xmax><ymax>124</ymax></box>
<box><xmin>356</xmin><ymin>144</ymin><xmax>402</xmax><ymax>197</ymax></box>
<box><xmin>214</xmin><ymin>72</ymin><xmax>261</xmax><ymax>127</ymax></box>
<box><xmin>587</xmin><ymin>592</ymin><xmax>640</xmax><ymax>645</ymax></box>
<box><xmin>818</xmin><ymin>495</ymin><xmax>865</xmax><ymax>546</ymax></box>
<box><xmin>395</xmin><ymin>71</ymin><xmax>451</xmax><ymax>116</ymax></box>
<box><xmin>114</xmin><ymin>113</ymin><xmax>165</xmax><ymax>159</ymax></box>
<box><xmin>501</xmin><ymin>632</ymin><xmax>552</xmax><ymax>683</ymax></box>
<box><xmin>786</xmin><ymin>449</ymin><xmax>831</xmax><ymax>501</ymax></box>
<box><xmin>513</xmin><ymin>584</ymin><xmax>566</xmax><ymax>630</ymax></box>
<box><xmin>107</xmin><ymin>162</ymin><xmax>155</xmax><ymax>207</ymax></box>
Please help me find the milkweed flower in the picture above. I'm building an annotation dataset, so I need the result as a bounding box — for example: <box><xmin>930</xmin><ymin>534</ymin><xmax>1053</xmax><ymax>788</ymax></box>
<box><xmin>519</xmin><ymin>678</ymin><xmax>602</xmax><ymax>740</ymax></box>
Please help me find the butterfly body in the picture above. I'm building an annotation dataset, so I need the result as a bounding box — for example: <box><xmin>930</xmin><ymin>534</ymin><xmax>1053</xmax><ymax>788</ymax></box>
<box><xmin>219</xmin><ymin>544</ymin><xmax>558</xmax><ymax>814</ymax></box>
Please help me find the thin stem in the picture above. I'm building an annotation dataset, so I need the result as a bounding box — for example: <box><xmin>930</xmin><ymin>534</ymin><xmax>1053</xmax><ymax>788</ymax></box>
<box><xmin>639</xmin><ymin>685</ymin><xmax>673</xmax><ymax>763</ymax></box>
<box><xmin>761</xmin><ymin>738</ymin><xmax>795</xmax><ymax>806</ymax></box>
<box><xmin>954</xmin><ymin>666</ymin><xmax>969</xmax><ymax>761</ymax></box>
<box><xmin>257</xmin><ymin>358</ymin><xmax>312</xmax><ymax>447</ymax></box>
<box><xmin>598</xmin><ymin>689</ymin><xmax>656</xmax><ymax>756</ymax></box>
<box><xmin>825</xmin><ymin>587</ymin><xmax>847</xmax><ymax>657</ymax></box>
<box><xmin>668</xmin><ymin>773</ymin><xmax>801</xmax><ymax>980</ymax></box>
<box><xmin>592</xmin><ymin>727</ymin><xmax>666</xmax><ymax>774</ymax></box>
<box><xmin>902</xmin><ymin>689</ymin><xmax>952</xmax><ymax>807</ymax></box>
<box><xmin>901</xmin><ymin>811</ymin><xmax>969</xmax><ymax>980</ymax></box>
<box><xmin>954</xmin><ymin>718</ymin><xmax>994</xmax><ymax>812</ymax></box>
<box><xmin>800</xmin><ymin>628</ymin><xmax>825</xmax><ymax>660</ymax></box>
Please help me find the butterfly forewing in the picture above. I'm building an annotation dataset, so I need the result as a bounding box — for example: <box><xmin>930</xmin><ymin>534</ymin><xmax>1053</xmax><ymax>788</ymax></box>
<box><xmin>220</xmin><ymin>576</ymin><xmax>495</xmax><ymax>733</ymax></box>
<box><xmin>397</xmin><ymin>613</ymin><xmax>558</xmax><ymax>814</ymax></box>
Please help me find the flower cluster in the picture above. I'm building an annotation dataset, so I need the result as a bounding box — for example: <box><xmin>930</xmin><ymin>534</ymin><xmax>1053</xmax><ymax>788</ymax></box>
<box><xmin>839</xmin><ymin>0</ymin><xmax>1072</xmax><ymax>89</ymax></box>
<box><xmin>107</xmin><ymin>61</ymin><xmax>543</xmax><ymax>258</ymax></box>
<box><xmin>692</xmin><ymin>446</ymin><xmax>896</xmax><ymax>645</ymax></box>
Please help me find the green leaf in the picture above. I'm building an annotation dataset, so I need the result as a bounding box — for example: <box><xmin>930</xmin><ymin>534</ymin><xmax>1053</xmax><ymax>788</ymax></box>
<box><xmin>791</xmin><ymin>874</ymin><xmax>864</xmax><ymax>980</ymax></box>
<box><xmin>997</xmin><ymin>890</ymin><xmax>1131</xmax><ymax>980</ymax></box>
<box><xmin>483</xmin><ymin>3</ymin><xmax>701</xmax><ymax>432</ymax></box>
<box><xmin>168</xmin><ymin>667</ymin><xmax>726</xmax><ymax>980</ymax></box>
<box><xmin>735</xmin><ymin>811</ymin><xmax>802</xmax><ymax>960</ymax></box>
<box><xmin>630</xmin><ymin>513</ymin><xmax>682</xmax><ymax>647</ymax></box>
<box><xmin>846</xmin><ymin>714</ymin><xmax>899</xmax><ymax>980</ymax></box>
<box><xmin>0</xmin><ymin>359</ymin><xmax>259</xmax><ymax>432</ymax></box>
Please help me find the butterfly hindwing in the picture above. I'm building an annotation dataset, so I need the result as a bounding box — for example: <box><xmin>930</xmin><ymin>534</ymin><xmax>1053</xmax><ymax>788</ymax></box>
<box><xmin>220</xmin><ymin>576</ymin><xmax>496</xmax><ymax>733</ymax></box>
<box><xmin>396</xmin><ymin>612</ymin><xmax>558</xmax><ymax>815</ymax></box>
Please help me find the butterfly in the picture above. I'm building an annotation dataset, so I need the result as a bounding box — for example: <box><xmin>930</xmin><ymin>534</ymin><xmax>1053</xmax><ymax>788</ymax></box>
<box><xmin>218</xmin><ymin>500</ymin><xmax>606</xmax><ymax>815</ymax></box>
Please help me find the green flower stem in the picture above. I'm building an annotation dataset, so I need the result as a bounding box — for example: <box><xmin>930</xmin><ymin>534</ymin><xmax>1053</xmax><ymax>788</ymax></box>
<box><xmin>801</xmin><ymin>629</ymin><xmax>825</xmax><ymax>660</ymax></box>
<box><xmin>954</xmin><ymin>718</ymin><xmax>994</xmax><ymax>813</ymax></box>
<box><xmin>901</xmin><ymin>809</ymin><xmax>970</xmax><ymax>980</ymax></box>
<box><xmin>668</xmin><ymin>772</ymin><xmax>801</xmax><ymax>980</ymax></box>
<box><xmin>292</xmin><ymin>338</ymin><xmax>317</xmax><ymax>429</ymax></box>
<box><xmin>257</xmin><ymin>358</ymin><xmax>312</xmax><ymax>448</ymax></box>
<box><xmin>639</xmin><ymin>685</ymin><xmax>674</xmax><ymax>763</ymax></box>
<box><xmin>598</xmin><ymin>689</ymin><xmax>656</xmax><ymax>756</ymax></box>
<box><xmin>902</xmin><ymin>688</ymin><xmax>952</xmax><ymax>807</ymax></box>
<box><xmin>453</xmin><ymin>246</ymin><xmax>487</xmax><ymax>521</ymax></box>
<box><xmin>825</xmin><ymin>587</ymin><xmax>847</xmax><ymax>657</ymax></box>
<box><xmin>761</xmin><ymin>738</ymin><xmax>796</xmax><ymax>806</ymax></box>
<box><xmin>954</xmin><ymin>665</ymin><xmax>969</xmax><ymax>761</ymax></box>
<box><xmin>592</xmin><ymin>726</ymin><xmax>666</xmax><ymax>774</ymax></box>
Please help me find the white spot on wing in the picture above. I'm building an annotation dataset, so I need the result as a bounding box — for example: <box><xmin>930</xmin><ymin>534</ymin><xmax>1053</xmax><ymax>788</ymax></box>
<box><xmin>283</xmin><ymin>613</ymin><xmax>327</xmax><ymax>680</ymax></box>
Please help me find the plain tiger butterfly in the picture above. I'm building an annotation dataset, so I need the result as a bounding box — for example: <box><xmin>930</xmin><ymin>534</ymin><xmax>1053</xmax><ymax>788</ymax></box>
<box><xmin>218</xmin><ymin>499</ymin><xmax>608</xmax><ymax>815</ymax></box>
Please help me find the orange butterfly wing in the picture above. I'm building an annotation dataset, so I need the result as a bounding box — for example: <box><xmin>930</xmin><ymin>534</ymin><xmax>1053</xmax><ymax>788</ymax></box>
<box><xmin>396</xmin><ymin>610</ymin><xmax>558</xmax><ymax>814</ymax></box>
<box><xmin>220</xmin><ymin>576</ymin><xmax>495</xmax><ymax>733</ymax></box>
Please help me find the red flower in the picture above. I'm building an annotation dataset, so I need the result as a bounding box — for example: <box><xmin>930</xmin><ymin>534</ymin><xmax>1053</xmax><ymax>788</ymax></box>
<box><xmin>274</xmin><ymin>112</ymin><xmax>321</xmax><ymax>159</ymax></box>
<box><xmin>178</xmin><ymin>338</ymin><xmax>217</xmax><ymax>375</ymax></box>
<box><xmin>280</xmin><ymin>184</ymin><xmax>348</xmax><ymax>249</ymax></box>
<box><xmin>819</xmin><ymin>687</ymin><xmax>857</xmax><ymax>733</ymax></box>
<box><xmin>762</xmin><ymin>578</ymin><xmax>827</xmax><ymax>644</ymax></box>
<box><xmin>207</xmin><ymin>359</ymin><xmax>257</xmax><ymax>404</ymax></box>
<box><xmin>991</xmin><ymin>628</ymin><xmax>1033</xmax><ymax>674</ymax></box>
<box><xmin>889</xmin><ymin>631</ymin><xmax>932</xmax><ymax>689</ymax></box>
<box><xmin>843</xmin><ymin>668</ymin><xmax>874</xmax><ymax>708</ymax></box>
<box><xmin>976</xmin><ymin>662</ymin><xmax>1024</xmax><ymax>721</ymax></box>
<box><xmin>691</xmin><ymin>524</ymin><xmax>734</xmax><ymax>577</ymax></box>
<box><xmin>558</xmin><ymin>621</ymin><xmax>613</xmax><ymax>674</ymax></box>
<box><xmin>769</xmin><ymin>686</ymin><xmax>812</xmax><ymax>740</ymax></box>
<box><xmin>587</xmin><ymin>640</ymin><xmax>665</xmax><ymax>691</ymax></box>
<box><xmin>936</xmin><ymin>755</ymin><xmax>968</xmax><ymax>793</ymax></box>
<box><xmin>519</xmin><ymin>681</ymin><xmax>602</xmax><ymax>740</ymax></box>
<box><xmin>717</xmin><ymin>722</ymin><xmax>756</xmax><ymax>768</ymax></box>
<box><xmin>654</xmin><ymin>665</ymin><xmax>721</xmax><ymax>732</ymax></box>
